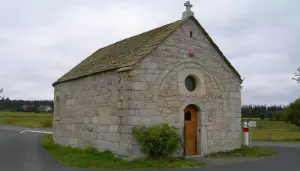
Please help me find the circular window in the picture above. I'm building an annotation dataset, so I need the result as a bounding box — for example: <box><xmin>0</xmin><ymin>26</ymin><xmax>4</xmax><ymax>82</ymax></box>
<box><xmin>185</xmin><ymin>76</ymin><xmax>196</xmax><ymax>91</ymax></box>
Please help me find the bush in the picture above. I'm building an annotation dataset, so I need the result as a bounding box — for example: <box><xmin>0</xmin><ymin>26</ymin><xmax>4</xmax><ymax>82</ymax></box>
<box><xmin>9</xmin><ymin>109</ymin><xmax>16</xmax><ymax>112</ymax></box>
<box><xmin>256</xmin><ymin>123</ymin><xmax>263</xmax><ymax>130</ymax></box>
<box><xmin>260</xmin><ymin>114</ymin><xmax>265</xmax><ymax>120</ymax></box>
<box><xmin>284</xmin><ymin>98</ymin><xmax>300</xmax><ymax>130</ymax></box>
<box><xmin>274</xmin><ymin>115</ymin><xmax>281</xmax><ymax>121</ymax></box>
<box><xmin>272</xmin><ymin>111</ymin><xmax>284</xmax><ymax>121</ymax></box>
<box><xmin>132</xmin><ymin>123</ymin><xmax>182</xmax><ymax>158</ymax></box>
<box><xmin>40</xmin><ymin>119</ymin><xmax>52</xmax><ymax>128</ymax></box>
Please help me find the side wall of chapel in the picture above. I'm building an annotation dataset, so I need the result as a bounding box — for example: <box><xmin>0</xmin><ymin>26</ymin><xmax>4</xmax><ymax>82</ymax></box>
<box><xmin>53</xmin><ymin>71</ymin><xmax>123</xmax><ymax>153</ymax></box>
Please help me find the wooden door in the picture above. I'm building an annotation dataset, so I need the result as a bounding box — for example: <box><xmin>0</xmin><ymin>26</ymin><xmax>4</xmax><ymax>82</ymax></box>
<box><xmin>184</xmin><ymin>105</ymin><xmax>197</xmax><ymax>155</ymax></box>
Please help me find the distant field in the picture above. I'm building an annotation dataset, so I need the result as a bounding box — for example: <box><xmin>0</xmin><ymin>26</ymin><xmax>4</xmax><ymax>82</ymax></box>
<box><xmin>251</xmin><ymin>129</ymin><xmax>300</xmax><ymax>142</ymax></box>
<box><xmin>0</xmin><ymin>111</ymin><xmax>53</xmax><ymax>129</ymax></box>
<box><xmin>242</xmin><ymin>118</ymin><xmax>298</xmax><ymax>130</ymax></box>
<box><xmin>242</xmin><ymin>118</ymin><xmax>300</xmax><ymax>142</ymax></box>
<box><xmin>0</xmin><ymin>112</ymin><xmax>52</xmax><ymax>117</ymax></box>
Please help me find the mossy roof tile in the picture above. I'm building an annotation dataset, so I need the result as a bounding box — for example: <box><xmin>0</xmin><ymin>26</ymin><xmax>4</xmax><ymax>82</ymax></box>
<box><xmin>53</xmin><ymin>17</ymin><xmax>242</xmax><ymax>86</ymax></box>
<box><xmin>53</xmin><ymin>19</ymin><xmax>184</xmax><ymax>85</ymax></box>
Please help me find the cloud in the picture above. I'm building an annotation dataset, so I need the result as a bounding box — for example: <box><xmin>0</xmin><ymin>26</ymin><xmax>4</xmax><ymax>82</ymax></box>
<box><xmin>0</xmin><ymin>0</ymin><xmax>299</xmax><ymax>105</ymax></box>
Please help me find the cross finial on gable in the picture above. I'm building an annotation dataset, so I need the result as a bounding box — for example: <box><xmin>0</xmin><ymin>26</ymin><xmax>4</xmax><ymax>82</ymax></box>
<box><xmin>184</xmin><ymin>1</ymin><xmax>193</xmax><ymax>11</ymax></box>
<box><xmin>182</xmin><ymin>1</ymin><xmax>194</xmax><ymax>20</ymax></box>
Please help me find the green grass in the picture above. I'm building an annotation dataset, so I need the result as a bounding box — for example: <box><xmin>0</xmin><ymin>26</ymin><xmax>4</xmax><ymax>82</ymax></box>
<box><xmin>243</xmin><ymin>120</ymin><xmax>298</xmax><ymax>130</ymax></box>
<box><xmin>0</xmin><ymin>112</ymin><xmax>53</xmax><ymax>128</ymax></box>
<box><xmin>0</xmin><ymin>112</ymin><xmax>52</xmax><ymax>117</ymax></box>
<box><xmin>42</xmin><ymin>135</ymin><xmax>205</xmax><ymax>169</ymax></box>
<box><xmin>258</xmin><ymin>120</ymin><xmax>298</xmax><ymax>130</ymax></box>
<box><xmin>205</xmin><ymin>146</ymin><xmax>278</xmax><ymax>158</ymax></box>
<box><xmin>251</xmin><ymin>129</ymin><xmax>300</xmax><ymax>142</ymax></box>
<box><xmin>241</xmin><ymin>118</ymin><xmax>300</xmax><ymax>142</ymax></box>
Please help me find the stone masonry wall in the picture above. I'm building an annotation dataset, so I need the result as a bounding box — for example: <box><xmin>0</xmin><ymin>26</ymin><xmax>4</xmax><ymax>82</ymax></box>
<box><xmin>53</xmin><ymin>17</ymin><xmax>242</xmax><ymax>157</ymax></box>
<box><xmin>117</xmin><ymin>18</ymin><xmax>242</xmax><ymax>156</ymax></box>
<box><xmin>53</xmin><ymin>71</ymin><xmax>121</xmax><ymax>153</ymax></box>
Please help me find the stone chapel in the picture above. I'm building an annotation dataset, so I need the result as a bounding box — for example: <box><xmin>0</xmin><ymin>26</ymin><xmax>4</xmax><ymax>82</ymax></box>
<box><xmin>52</xmin><ymin>1</ymin><xmax>243</xmax><ymax>157</ymax></box>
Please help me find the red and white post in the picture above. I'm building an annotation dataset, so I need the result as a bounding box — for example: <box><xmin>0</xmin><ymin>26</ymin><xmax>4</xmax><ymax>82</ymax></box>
<box><xmin>243</xmin><ymin>121</ymin><xmax>249</xmax><ymax>146</ymax></box>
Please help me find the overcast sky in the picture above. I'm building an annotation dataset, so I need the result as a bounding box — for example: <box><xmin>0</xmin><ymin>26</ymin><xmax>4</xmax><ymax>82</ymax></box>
<box><xmin>0</xmin><ymin>0</ymin><xmax>299</xmax><ymax>105</ymax></box>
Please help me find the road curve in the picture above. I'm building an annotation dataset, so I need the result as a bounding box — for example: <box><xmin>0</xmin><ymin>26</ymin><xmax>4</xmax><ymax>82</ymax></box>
<box><xmin>0</xmin><ymin>125</ymin><xmax>300</xmax><ymax>171</ymax></box>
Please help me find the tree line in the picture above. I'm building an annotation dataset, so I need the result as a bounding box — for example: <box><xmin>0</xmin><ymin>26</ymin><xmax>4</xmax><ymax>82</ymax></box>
<box><xmin>0</xmin><ymin>97</ymin><xmax>53</xmax><ymax>113</ymax></box>
<box><xmin>0</xmin><ymin>96</ymin><xmax>286</xmax><ymax>118</ymax></box>
<box><xmin>242</xmin><ymin>104</ymin><xmax>285</xmax><ymax>120</ymax></box>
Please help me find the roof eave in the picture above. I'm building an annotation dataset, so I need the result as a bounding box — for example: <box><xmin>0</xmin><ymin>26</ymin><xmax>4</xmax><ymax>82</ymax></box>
<box><xmin>52</xmin><ymin>65</ymin><xmax>136</xmax><ymax>87</ymax></box>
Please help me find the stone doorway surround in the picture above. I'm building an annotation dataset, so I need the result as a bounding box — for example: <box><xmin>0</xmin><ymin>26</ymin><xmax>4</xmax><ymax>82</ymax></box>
<box><xmin>181</xmin><ymin>103</ymin><xmax>207</xmax><ymax>156</ymax></box>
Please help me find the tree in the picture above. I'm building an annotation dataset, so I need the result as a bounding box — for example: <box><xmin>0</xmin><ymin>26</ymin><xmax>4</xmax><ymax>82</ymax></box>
<box><xmin>0</xmin><ymin>88</ymin><xmax>3</xmax><ymax>98</ymax></box>
<box><xmin>272</xmin><ymin>111</ymin><xmax>284</xmax><ymax>121</ymax></box>
<box><xmin>284</xmin><ymin>98</ymin><xmax>300</xmax><ymax>130</ymax></box>
<box><xmin>260</xmin><ymin>114</ymin><xmax>265</xmax><ymax>120</ymax></box>
<box><xmin>293</xmin><ymin>67</ymin><xmax>300</xmax><ymax>83</ymax></box>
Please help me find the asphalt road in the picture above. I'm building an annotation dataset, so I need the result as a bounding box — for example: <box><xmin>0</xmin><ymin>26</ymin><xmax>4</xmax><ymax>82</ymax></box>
<box><xmin>1</xmin><ymin>125</ymin><xmax>300</xmax><ymax>171</ymax></box>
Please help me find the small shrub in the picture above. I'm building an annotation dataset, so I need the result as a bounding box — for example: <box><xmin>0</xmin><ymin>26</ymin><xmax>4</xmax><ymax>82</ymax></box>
<box><xmin>256</xmin><ymin>123</ymin><xmax>263</xmax><ymax>130</ymax></box>
<box><xmin>132</xmin><ymin>123</ymin><xmax>182</xmax><ymax>158</ymax></box>
<box><xmin>40</xmin><ymin>120</ymin><xmax>52</xmax><ymax>128</ymax></box>
<box><xmin>85</xmin><ymin>146</ymin><xmax>100</xmax><ymax>153</ymax></box>
<box><xmin>260</xmin><ymin>114</ymin><xmax>265</xmax><ymax>120</ymax></box>
<box><xmin>9</xmin><ymin>109</ymin><xmax>16</xmax><ymax>112</ymax></box>
<box><xmin>284</xmin><ymin>98</ymin><xmax>300</xmax><ymax>129</ymax></box>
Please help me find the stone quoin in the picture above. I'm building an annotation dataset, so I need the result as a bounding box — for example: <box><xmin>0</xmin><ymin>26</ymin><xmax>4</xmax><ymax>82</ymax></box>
<box><xmin>52</xmin><ymin>1</ymin><xmax>243</xmax><ymax>157</ymax></box>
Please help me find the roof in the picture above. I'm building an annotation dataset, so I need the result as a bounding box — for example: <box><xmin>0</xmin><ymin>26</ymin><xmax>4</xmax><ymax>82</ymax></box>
<box><xmin>53</xmin><ymin>16</ymin><xmax>242</xmax><ymax>86</ymax></box>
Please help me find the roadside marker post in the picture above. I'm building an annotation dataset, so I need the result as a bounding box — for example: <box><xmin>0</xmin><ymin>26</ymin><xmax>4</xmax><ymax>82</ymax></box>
<box><xmin>247</xmin><ymin>123</ymin><xmax>252</xmax><ymax>148</ymax></box>
<box><xmin>247</xmin><ymin>121</ymin><xmax>257</xmax><ymax>148</ymax></box>
<box><xmin>243</xmin><ymin>121</ymin><xmax>249</xmax><ymax>146</ymax></box>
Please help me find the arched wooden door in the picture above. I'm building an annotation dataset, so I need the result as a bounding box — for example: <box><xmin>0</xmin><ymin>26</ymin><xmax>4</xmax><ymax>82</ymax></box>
<box><xmin>184</xmin><ymin>105</ymin><xmax>197</xmax><ymax>155</ymax></box>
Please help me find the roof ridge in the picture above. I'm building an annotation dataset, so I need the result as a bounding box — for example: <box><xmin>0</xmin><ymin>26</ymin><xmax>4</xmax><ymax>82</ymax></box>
<box><xmin>99</xmin><ymin>19</ymin><xmax>183</xmax><ymax>54</ymax></box>
<box><xmin>53</xmin><ymin>19</ymin><xmax>184</xmax><ymax>86</ymax></box>
<box><xmin>53</xmin><ymin>16</ymin><xmax>242</xmax><ymax>86</ymax></box>
<box><xmin>88</xmin><ymin>20</ymin><xmax>182</xmax><ymax>70</ymax></box>
<box><xmin>96</xmin><ymin>20</ymin><xmax>183</xmax><ymax>72</ymax></box>
<box><xmin>129</xmin><ymin>20</ymin><xmax>182</xmax><ymax>57</ymax></box>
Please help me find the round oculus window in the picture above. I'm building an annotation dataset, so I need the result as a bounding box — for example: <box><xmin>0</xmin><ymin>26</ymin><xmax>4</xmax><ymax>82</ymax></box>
<box><xmin>185</xmin><ymin>76</ymin><xmax>196</xmax><ymax>91</ymax></box>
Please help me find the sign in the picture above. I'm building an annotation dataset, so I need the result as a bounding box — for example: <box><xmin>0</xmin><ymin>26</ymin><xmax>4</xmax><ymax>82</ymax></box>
<box><xmin>247</xmin><ymin>121</ymin><xmax>256</xmax><ymax>128</ymax></box>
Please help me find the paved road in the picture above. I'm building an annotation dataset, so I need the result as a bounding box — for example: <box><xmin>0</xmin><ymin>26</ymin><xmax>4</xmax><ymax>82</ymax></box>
<box><xmin>1</xmin><ymin>125</ymin><xmax>300</xmax><ymax>171</ymax></box>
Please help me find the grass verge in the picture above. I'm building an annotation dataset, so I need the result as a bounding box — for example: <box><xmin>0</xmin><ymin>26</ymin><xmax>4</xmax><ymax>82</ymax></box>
<box><xmin>0</xmin><ymin>117</ymin><xmax>52</xmax><ymax>129</ymax></box>
<box><xmin>0</xmin><ymin>112</ymin><xmax>53</xmax><ymax>117</ymax></box>
<box><xmin>0</xmin><ymin>112</ymin><xmax>53</xmax><ymax>129</ymax></box>
<box><xmin>240</xmin><ymin>119</ymin><xmax>300</xmax><ymax>142</ymax></box>
<box><xmin>42</xmin><ymin>134</ymin><xmax>205</xmax><ymax>169</ymax></box>
<box><xmin>250</xmin><ymin>129</ymin><xmax>300</xmax><ymax>142</ymax></box>
<box><xmin>205</xmin><ymin>146</ymin><xmax>278</xmax><ymax>158</ymax></box>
